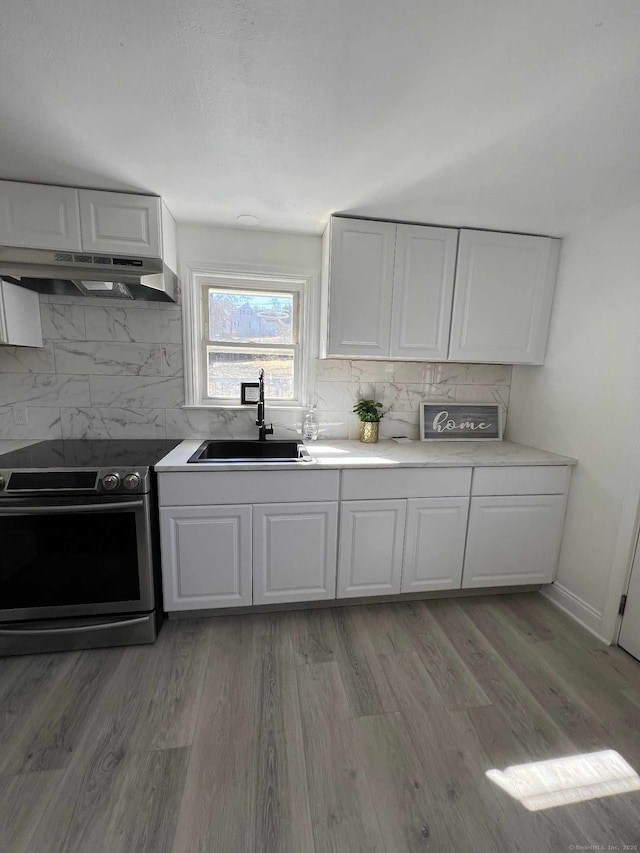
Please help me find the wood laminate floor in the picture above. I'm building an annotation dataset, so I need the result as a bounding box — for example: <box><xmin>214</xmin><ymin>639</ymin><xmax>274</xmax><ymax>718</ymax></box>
<box><xmin>1</xmin><ymin>592</ymin><xmax>639</xmax><ymax>852</ymax></box>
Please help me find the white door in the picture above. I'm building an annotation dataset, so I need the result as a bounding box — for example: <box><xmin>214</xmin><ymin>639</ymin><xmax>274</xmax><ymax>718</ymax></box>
<box><xmin>0</xmin><ymin>281</ymin><xmax>43</xmax><ymax>347</ymax></box>
<box><xmin>253</xmin><ymin>502</ymin><xmax>338</xmax><ymax>604</ymax></box>
<box><xmin>462</xmin><ymin>494</ymin><xmax>566</xmax><ymax>588</ymax></box>
<box><xmin>326</xmin><ymin>217</ymin><xmax>397</xmax><ymax>358</ymax></box>
<box><xmin>619</xmin><ymin>541</ymin><xmax>640</xmax><ymax>662</ymax></box>
<box><xmin>337</xmin><ymin>500</ymin><xmax>406</xmax><ymax>598</ymax></box>
<box><xmin>449</xmin><ymin>229</ymin><xmax>560</xmax><ymax>364</ymax></box>
<box><xmin>402</xmin><ymin>497</ymin><xmax>469</xmax><ymax>592</ymax></box>
<box><xmin>79</xmin><ymin>189</ymin><xmax>162</xmax><ymax>257</ymax></box>
<box><xmin>389</xmin><ymin>224</ymin><xmax>458</xmax><ymax>360</ymax></box>
<box><xmin>160</xmin><ymin>505</ymin><xmax>252</xmax><ymax>610</ymax></box>
<box><xmin>0</xmin><ymin>181</ymin><xmax>81</xmax><ymax>251</ymax></box>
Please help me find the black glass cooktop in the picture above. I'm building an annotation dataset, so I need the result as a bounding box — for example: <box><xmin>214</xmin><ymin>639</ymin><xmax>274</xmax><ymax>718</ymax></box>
<box><xmin>0</xmin><ymin>440</ymin><xmax>181</xmax><ymax>470</ymax></box>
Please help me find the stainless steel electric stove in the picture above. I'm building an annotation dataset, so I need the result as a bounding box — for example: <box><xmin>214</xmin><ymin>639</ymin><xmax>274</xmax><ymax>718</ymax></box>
<box><xmin>0</xmin><ymin>439</ymin><xmax>180</xmax><ymax>656</ymax></box>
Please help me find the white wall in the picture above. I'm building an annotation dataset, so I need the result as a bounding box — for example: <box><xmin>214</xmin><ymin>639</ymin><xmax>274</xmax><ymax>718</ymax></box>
<box><xmin>177</xmin><ymin>223</ymin><xmax>322</xmax><ymax>273</ymax></box>
<box><xmin>507</xmin><ymin>203</ymin><xmax>640</xmax><ymax>639</ymax></box>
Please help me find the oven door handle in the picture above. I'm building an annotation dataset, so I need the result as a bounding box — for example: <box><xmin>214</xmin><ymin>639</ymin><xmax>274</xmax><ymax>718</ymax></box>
<box><xmin>0</xmin><ymin>616</ymin><xmax>151</xmax><ymax>635</ymax></box>
<box><xmin>0</xmin><ymin>500</ymin><xmax>145</xmax><ymax>514</ymax></box>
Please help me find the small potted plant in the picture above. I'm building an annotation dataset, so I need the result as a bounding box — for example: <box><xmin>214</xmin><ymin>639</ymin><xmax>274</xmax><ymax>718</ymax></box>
<box><xmin>353</xmin><ymin>399</ymin><xmax>385</xmax><ymax>443</ymax></box>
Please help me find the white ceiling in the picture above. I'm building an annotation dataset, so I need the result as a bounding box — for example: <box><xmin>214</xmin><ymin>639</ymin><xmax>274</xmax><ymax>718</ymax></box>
<box><xmin>1</xmin><ymin>0</ymin><xmax>640</xmax><ymax>235</ymax></box>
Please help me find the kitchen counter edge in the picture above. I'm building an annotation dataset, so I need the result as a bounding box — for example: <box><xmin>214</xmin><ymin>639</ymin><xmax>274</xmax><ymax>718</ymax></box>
<box><xmin>154</xmin><ymin>439</ymin><xmax>578</xmax><ymax>472</ymax></box>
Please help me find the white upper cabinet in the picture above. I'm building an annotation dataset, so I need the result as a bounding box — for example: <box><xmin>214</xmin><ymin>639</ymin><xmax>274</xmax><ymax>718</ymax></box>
<box><xmin>449</xmin><ymin>229</ymin><xmax>560</xmax><ymax>364</ymax></box>
<box><xmin>0</xmin><ymin>181</ymin><xmax>82</xmax><ymax>251</ymax></box>
<box><xmin>390</xmin><ymin>224</ymin><xmax>458</xmax><ymax>360</ymax></box>
<box><xmin>321</xmin><ymin>216</ymin><xmax>560</xmax><ymax>365</ymax></box>
<box><xmin>0</xmin><ymin>279</ymin><xmax>43</xmax><ymax>347</ymax></box>
<box><xmin>78</xmin><ymin>189</ymin><xmax>162</xmax><ymax>257</ymax></box>
<box><xmin>324</xmin><ymin>217</ymin><xmax>397</xmax><ymax>358</ymax></box>
<box><xmin>0</xmin><ymin>181</ymin><xmax>174</xmax><ymax>265</ymax></box>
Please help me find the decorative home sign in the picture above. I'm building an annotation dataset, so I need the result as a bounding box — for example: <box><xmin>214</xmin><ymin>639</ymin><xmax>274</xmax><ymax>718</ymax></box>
<box><xmin>419</xmin><ymin>403</ymin><xmax>502</xmax><ymax>441</ymax></box>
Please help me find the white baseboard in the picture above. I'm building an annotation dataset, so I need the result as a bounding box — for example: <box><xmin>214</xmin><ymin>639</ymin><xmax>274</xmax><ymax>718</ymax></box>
<box><xmin>541</xmin><ymin>582</ymin><xmax>610</xmax><ymax>644</ymax></box>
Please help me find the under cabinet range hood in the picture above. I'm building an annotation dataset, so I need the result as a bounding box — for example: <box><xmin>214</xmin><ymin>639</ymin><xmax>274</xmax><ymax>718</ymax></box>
<box><xmin>0</xmin><ymin>246</ymin><xmax>178</xmax><ymax>303</ymax></box>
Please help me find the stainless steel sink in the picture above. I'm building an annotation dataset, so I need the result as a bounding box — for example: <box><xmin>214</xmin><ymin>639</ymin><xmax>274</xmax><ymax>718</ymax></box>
<box><xmin>187</xmin><ymin>439</ymin><xmax>313</xmax><ymax>464</ymax></box>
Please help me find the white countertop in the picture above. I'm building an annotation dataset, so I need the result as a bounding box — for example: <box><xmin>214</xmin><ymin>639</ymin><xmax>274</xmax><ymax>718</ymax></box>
<box><xmin>154</xmin><ymin>439</ymin><xmax>577</xmax><ymax>472</ymax></box>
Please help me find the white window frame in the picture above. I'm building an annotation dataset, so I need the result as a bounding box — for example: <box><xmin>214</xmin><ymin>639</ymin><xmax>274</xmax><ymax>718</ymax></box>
<box><xmin>182</xmin><ymin>262</ymin><xmax>317</xmax><ymax>409</ymax></box>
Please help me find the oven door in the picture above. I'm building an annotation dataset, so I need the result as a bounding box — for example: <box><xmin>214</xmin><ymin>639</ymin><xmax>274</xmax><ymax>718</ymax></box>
<box><xmin>0</xmin><ymin>494</ymin><xmax>154</xmax><ymax>622</ymax></box>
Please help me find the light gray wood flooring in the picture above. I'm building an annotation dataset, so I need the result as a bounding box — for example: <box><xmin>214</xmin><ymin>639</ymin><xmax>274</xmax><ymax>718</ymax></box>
<box><xmin>1</xmin><ymin>592</ymin><xmax>639</xmax><ymax>852</ymax></box>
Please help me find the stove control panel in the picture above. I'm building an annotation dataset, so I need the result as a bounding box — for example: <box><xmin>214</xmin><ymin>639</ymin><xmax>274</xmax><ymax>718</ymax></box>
<box><xmin>0</xmin><ymin>467</ymin><xmax>150</xmax><ymax>496</ymax></box>
<box><xmin>98</xmin><ymin>469</ymin><xmax>146</xmax><ymax>494</ymax></box>
<box><xmin>101</xmin><ymin>472</ymin><xmax>121</xmax><ymax>491</ymax></box>
<box><xmin>123</xmin><ymin>473</ymin><xmax>142</xmax><ymax>491</ymax></box>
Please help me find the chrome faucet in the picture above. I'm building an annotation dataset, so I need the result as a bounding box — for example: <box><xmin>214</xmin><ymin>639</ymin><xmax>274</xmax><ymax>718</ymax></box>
<box><xmin>256</xmin><ymin>369</ymin><xmax>274</xmax><ymax>441</ymax></box>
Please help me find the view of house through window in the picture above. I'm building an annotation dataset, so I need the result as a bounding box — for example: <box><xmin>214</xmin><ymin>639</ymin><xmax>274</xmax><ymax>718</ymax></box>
<box><xmin>204</xmin><ymin>285</ymin><xmax>300</xmax><ymax>401</ymax></box>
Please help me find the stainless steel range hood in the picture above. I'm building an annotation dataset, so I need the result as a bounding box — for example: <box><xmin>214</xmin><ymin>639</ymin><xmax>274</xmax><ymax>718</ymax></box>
<box><xmin>0</xmin><ymin>246</ymin><xmax>178</xmax><ymax>302</ymax></box>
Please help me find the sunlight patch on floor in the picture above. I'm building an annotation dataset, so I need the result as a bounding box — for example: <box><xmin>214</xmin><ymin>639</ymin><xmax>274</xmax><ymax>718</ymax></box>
<box><xmin>486</xmin><ymin>750</ymin><xmax>640</xmax><ymax>811</ymax></box>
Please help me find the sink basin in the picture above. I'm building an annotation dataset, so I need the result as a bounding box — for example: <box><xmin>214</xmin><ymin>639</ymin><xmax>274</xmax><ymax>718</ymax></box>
<box><xmin>187</xmin><ymin>439</ymin><xmax>313</xmax><ymax>464</ymax></box>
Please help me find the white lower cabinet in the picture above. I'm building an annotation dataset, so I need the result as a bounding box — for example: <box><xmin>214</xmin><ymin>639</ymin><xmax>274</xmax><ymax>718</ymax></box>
<box><xmin>337</xmin><ymin>500</ymin><xmax>406</xmax><ymax>598</ymax></box>
<box><xmin>402</xmin><ymin>497</ymin><xmax>470</xmax><ymax>592</ymax></box>
<box><xmin>160</xmin><ymin>505</ymin><xmax>252</xmax><ymax>610</ymax></box>
<box><xmin>253</xmin><ymin>502</ymin><xmax>338</xmax><ymax>604</ymax></box>
<box><xmin>462</xmin><ymin>494</ymin><xmax>566</xmax><ymax>588</ymax></box>
<box><xmin>158</xmin><ymin>465</ymin><xmax>571</xmax><ymax>612</ymax></box>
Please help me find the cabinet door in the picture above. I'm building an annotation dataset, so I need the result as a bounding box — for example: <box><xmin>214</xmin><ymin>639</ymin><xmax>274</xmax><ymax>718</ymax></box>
<box><xmin>253</xmin><ymin>502</ymin><xmax>338</xmax><ymax>604</ymax></box>
<box><xmin>337</xmin><ymin>500</ymin><xmax>406</xmax><ymax>598</ymax></box>
<box><xmin>0</xmin><ymin>181</ymin><xmax>81</xmax><ymax>251</ymax></box>
<box><xmin>390</xmin><ymin>224</ymin><xmax>458</xmax><ymax>360</ymax></box>
<box><xmin>160</xmin><ymin>505</ymin><xmax>252</xmax><ymax>610</ymax></box>
<box><xmin>326</xmin><ymin>217</ymin><xmax>396</xmax><ymax>358</ymax></box>
<box><xmin>402</xmin><ymin>497</ymin><xmax>469</xmax><ymax>592</ymax></box>
<box><xmin>0</xmin><ymin>281</ymin><xmax>43</xmax><ymax>347</ymax></box>
<box><xmin>79</xmin><ymin>190</ymin><xmax>161</xmax><ymax>257</ymax></box>
<box><xmin>449</xmin><ymin>229</ymin><xmax>560</xmax><ymax>364</ymax></box>
<box><xmin>462</xmin><ymin>494</ymin><xmax>566</xmax><ymax>588</ymax></box>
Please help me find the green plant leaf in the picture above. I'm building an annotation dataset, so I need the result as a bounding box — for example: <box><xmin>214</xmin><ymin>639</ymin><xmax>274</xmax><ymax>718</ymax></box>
<box><xmin>353</xmin><ymin>398</ymin><xmax>385</xmax><ymax>422</ymax></box>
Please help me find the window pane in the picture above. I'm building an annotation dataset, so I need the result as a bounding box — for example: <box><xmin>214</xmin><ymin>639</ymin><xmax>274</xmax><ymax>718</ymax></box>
<box><xmin>208</xmin><ymin>288</ymin><xmax>295</xmax><ymax>344</ymax></box>
<box><xmin>207</xmin><ymin>348</ymin><xmax>295</xmax><ymax>400</ymax></box>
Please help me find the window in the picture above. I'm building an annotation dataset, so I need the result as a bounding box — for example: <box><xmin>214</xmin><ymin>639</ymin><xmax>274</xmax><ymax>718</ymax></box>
<box><xmin>183</xmin><ymin>267</ymin><xmax>315</xmax><ymax>409</ymax></box>
<box><xmin>204</xmin><ymin>285</ymin><xmax>299</xmax><ymax>401</ymax></box>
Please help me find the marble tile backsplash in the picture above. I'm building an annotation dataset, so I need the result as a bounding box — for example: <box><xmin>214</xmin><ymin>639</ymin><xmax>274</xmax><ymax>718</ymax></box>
<box><xmin>0</xmin><ymin>294</ymin><xmax>511</xmax><ymax>441</ymax></box>
<box><xmin>313</xmin><ymin>359</ymin><xmax>511</xmax><ymax>440</ymax></box>
<box><xmin>0</xmin><ymin>295</ymin><xmax>184</xmax><ymax>440</ymax></box>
